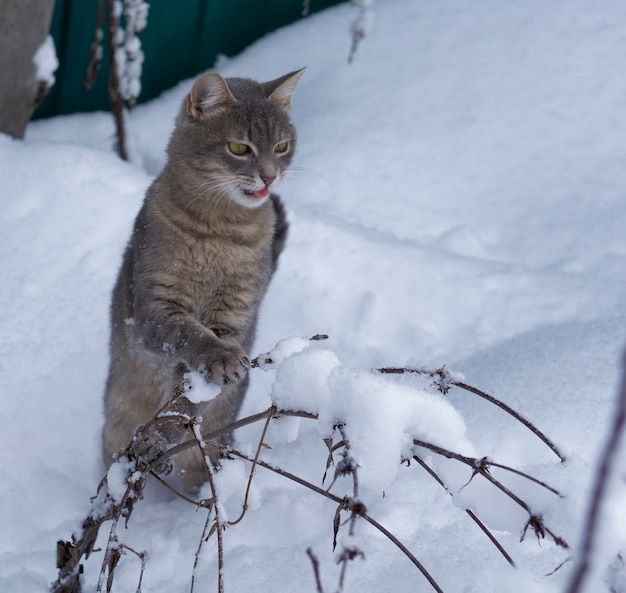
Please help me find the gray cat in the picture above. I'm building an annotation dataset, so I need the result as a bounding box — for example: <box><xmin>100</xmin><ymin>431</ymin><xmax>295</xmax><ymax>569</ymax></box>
<box><xmin>102</xmin><ymin>68</ymin><xmax>304</xmax><ymax>492</ymax></box>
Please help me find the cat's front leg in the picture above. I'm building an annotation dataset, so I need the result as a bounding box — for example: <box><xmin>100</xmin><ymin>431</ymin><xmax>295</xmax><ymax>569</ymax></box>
<box><xmin>135</xmin><ymin>307</ymin><xmax>250</xmax><ymax>385</ymax></box>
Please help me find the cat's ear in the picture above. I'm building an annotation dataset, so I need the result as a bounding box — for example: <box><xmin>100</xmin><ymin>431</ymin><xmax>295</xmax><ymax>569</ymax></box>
<box><xmin>186</xmin><ymin>72</ymin><xmax>235</xmax><ymax>119</ymax></box>
<box><xmin>264</xmin><ymin>68</ymin><xmax>306</xmax><ymax>111</ymax></box>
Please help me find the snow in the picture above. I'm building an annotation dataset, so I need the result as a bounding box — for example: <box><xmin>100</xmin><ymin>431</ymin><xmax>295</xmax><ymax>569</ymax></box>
<box><xmin>32</xmin><ymin>35</ymin><xmax>58</xmax><ymax>88</ymax></box>
<box><xmin>2</xmin><ymin>0</ymin><xmax>626</xmax><ymax>592</ymax></box>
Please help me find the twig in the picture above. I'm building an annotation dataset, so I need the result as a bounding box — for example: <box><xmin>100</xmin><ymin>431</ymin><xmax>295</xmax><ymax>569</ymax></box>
<box><xmin>191</xmin><ymin>505</ymin><xmax>216</xmax><ymax>593</ymax></box>
<box><xmin>306</xmin><ymin>548</ymin><xmax>325</xmax><ymax>593</ymax></box>
<box><xmin>84</xmin><ymin>0</ymin><xmax>104</xmax><ymax>89</ymax></box>
<box><xmin>149</xmin><ymin>470</ymin><xmax>212</xmax><ymax>507</ymax></box>
<box><xmin>220</xmin><ymin>444</ymin><xmax>445</xmax><ymax>593</ymax></box>
<box><xmin>190</xmin><ymin>419</ymin><xmax>225</xmax><ymax>593</ymax></box>
<box><xmin>228</xmin><ymin>406</ymin><xmax>276</xmax><ymax>526</ymax></box>
<box><xmin>564</xmin><ymin>350</ymin><xmax>626</xmax><ymax>593</ymax></box>
<box><xmin>411</xmin><ymin>455</ymin><xmax>516</xmax><ymax>567</ymax></box>
<box><xmin>95</xmin><ymin>481</ymin><xmax>136</xmax><ymax>592</ymax></box>
<box><xmin>413</xmin><ymin>439</ymin><xmax>568</xmax><ymax>549</ymax></box>
<box><xmin>333</xmin><ymin>425</ymin><xmax>363</xmax><ymax>591</ymax></box>
<box><xmin>105</xmin><ymin>0</ymin><xmax>128</xmax><ymax>160</ymax></box>
<box><xmin>378</xmin><ymin>367</ymin><xmax>566</xmax><ymax>462</ymax></box>
<box><xmin>152</xmin><ymin>407</ymin><xmax>317</xmax><ymax>467</ymax></box>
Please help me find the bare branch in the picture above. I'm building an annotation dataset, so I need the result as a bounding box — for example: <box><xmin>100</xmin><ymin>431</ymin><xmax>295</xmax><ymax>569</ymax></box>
<box><xmin>564</xmin><ymin>349</ymin><xmax>626</xmax><ymax>593</ymax></box>
<box><xmin>412</xmin><ymin>439</ymin><xmax>568</xmax><ymax>549</ymax></box>
<box><xmin>411</xmin><ymin>455</ymin><xmax>516</xmax><ymax>567</ymax></box>
<box><xmin>220</xmin><ymin>444</ymin><xmax>445</xmax><ymax>593</ymax></box>
<box><xmin>228</xmin><ymin>406</ymin><xmax>276</xmax><ymax>526</ymax></box>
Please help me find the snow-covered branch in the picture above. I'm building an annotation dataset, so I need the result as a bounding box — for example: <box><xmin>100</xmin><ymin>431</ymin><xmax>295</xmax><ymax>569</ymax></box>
<box><xmin>52</xmin><ymin>335</ymin><xmax>574</xmax><ymax>593</ymax></box>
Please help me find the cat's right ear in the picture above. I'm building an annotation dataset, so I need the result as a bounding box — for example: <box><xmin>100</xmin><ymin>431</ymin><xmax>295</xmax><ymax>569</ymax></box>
<box><xmin>186</xmin><ymin>72</ymin><xmax>235</xmax><ymax>119</ymax></box>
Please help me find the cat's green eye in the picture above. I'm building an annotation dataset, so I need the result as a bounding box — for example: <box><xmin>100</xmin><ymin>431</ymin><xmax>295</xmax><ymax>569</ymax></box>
<box><xmin>274</xmin><ymin>141</ymin><xmax>289</xmax><ymax>154</ymax></box>
<box><xmin>228</xmin><ymin>142</ymin><xmax>250</xmax><ymax>156</ymax></box>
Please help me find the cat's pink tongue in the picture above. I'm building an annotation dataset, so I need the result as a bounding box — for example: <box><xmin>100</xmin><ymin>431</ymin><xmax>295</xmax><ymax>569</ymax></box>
<box><xmin>252</xmin><ymin>188</ymin><xmax>270</xmax><ymax>198</ymax></box>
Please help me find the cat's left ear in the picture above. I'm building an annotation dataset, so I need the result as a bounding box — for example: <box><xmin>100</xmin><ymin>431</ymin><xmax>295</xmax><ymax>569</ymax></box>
<box><xmin>263</xmin><ymin>68</ymin><xmax>306</xmax><ymax>111</ymax></box>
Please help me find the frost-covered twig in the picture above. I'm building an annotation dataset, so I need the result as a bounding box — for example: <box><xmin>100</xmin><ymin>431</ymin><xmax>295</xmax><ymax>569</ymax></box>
<box><xmin>564</xmin><ymin>349</ymin><xmax>626</xmax><ymax>593</ymax></box>
<box><xmin>378</xmin><ymin>366</ymin><xmax>566</xmax><ymax>462</ymax></box>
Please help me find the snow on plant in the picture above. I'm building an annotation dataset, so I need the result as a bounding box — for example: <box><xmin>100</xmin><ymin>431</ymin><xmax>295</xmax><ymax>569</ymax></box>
<box><xmin>52</xmin><ymin>335</ymin><xmax>574</xmax><ymax>593</ymax></box>
<box><xmin>83</xmin><ymin>0</ymin><xmax>149</xmax><ymax>160</ymax></box>
<box><xmin>114</xmin><ymin>0</ymin><xmax>150</xmax><ymax>106</ymax></box>
<box><xmin>32</xmin><ymin>35</ymin><xmax>59</xmax><ymax>90</ymax></box>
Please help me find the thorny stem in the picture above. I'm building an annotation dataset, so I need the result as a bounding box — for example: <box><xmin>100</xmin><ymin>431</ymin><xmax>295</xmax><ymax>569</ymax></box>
<box><xmin>378</xmin><ymin>366</ymin><xmax>566</xmax><ymax>462</ymax></box>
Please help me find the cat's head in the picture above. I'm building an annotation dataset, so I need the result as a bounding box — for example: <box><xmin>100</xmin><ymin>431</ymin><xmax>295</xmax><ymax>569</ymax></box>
<box><xmin>169</xmin><ymin>69</ymin><xmax>304</xmax><ymax>210</ymax></box>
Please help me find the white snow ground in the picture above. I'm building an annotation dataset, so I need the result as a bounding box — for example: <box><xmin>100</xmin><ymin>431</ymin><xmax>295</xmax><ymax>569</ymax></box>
<box><xmin>2</xmin><ymin>0</ymin><xmax>626</xmax><ymax>592</ymax></box>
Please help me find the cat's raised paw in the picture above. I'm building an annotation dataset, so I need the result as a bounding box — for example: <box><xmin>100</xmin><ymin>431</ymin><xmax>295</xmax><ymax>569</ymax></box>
<box><xmin>197</xmin><ymin>347</ymin><xmax>250</xmax><ymax>385</ymax></box>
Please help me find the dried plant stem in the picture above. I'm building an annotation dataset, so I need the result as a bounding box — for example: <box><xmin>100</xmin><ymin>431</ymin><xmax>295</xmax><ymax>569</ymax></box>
<box><xmin>105</xmin><ymin>0</ymin><xmax>128</xmax><ymax>160</ymax></box>
<box><xmin>190</xmin><ymin>420</ymin><xmax>225</xmax><ymax>593</ymax></box>
<box><xmin>378</xmin><ymin>367</ymin><xmax>566</xmax><ymax>462</ymax></box>
<box><xmin>153</xmin><ymin>407</ymin><xmax>317</xmax><ymax>467</ymax></box>
<box><xmin>191</xmin><ymin>506</ymin><xmax>216</xmax><ymax>593</ymax></box>
<box><xmin>412</xmin><ymin>455</ymin><xmax>516</xmax><ymax>567</ymax></box>
<box><xmin>84</xmin><ymin>0</ymin><xmax>104</xmax><ymax>89</ymax></box>
<box><xmin>306</xmin><ymin>548</ymin><xmax>325</xmax><ymax>593</ymax></box>
<box><xmin>228</xmin><ymin>406</ymin><xmax>276</xmax><ymax>526</ymax></box>
<box><xmin>334</xmin><ymin>426</ymin><xmax>361</xmax><ymax>591</ymax></box>
<box><xmin>95</xmin><ymin>482</ymin><xmax>135</xmax><ymax>592</ymax></box>
<box><xmin>564</xmin><ymin>351</ymin><xmax>626</xmax><ymax>593</ymax></box>
<box><xmin>413</xmin><ymin>439</ymin><xmax>568</xmax><ymax>549</ymax></box>
<box><xmin>221</xmin><ymin>444</ymin><xmax>445</xmax><ymax>593</ymax></box>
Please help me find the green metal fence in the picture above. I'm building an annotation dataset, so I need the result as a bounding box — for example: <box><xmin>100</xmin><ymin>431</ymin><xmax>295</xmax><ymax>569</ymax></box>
<box><xmin>37</xmin><ymin>0</ymin><xmax>342</xmax><ymax>118</ymax></box>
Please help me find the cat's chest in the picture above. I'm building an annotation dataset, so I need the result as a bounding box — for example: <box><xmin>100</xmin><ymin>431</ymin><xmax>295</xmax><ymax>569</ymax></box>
<box><xmin>168</xmin><ymin>231</ymin><xmax>272</xmax><ymax>324</ymax></box>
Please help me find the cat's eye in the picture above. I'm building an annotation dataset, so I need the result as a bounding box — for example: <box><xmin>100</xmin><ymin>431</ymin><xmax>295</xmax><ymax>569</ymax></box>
<box><xmin>228</xmin><ymin>142</ymin><xmax>250</xmax><ymax>156</ymax></box>
<box><xmin>274</xmin><ymin>141</ymin><xmax>289</xmax><ymax>154</ymax></box>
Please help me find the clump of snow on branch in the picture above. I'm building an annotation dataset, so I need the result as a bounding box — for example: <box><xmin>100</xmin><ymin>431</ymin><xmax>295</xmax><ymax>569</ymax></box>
<box><xmin>266</xmin><ymin>338</ymin><xmax>473</xmax><ymax>493</ymax></box>
<box><xmin>114</xmin><ymin>0</ymin><xmax>149</xmax><ymax>106</ymax></box>
<box><xmin>32</xmin><ymin>35</ymin><xmax>59</xmax><ymax>89</ymax></box>
<box><xmin>183</xmin><ymin>371</ymin><xmax>222</xmax><ymax>404</ymax></box>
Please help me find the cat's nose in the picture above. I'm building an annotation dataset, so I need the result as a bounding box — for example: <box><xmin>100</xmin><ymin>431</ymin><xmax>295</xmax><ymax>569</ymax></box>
<box><xmin>260</xmin><ymin>175</ymin><xmax>276</xmax><ymax>187</ymax></box>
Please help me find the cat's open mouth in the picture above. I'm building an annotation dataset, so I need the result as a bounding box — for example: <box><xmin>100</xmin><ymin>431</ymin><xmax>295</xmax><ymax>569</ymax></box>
<box><xmin>244</xmin><ymin>188</ymin><xmax>270</xmax><ymax>199</ymax></box>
